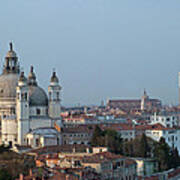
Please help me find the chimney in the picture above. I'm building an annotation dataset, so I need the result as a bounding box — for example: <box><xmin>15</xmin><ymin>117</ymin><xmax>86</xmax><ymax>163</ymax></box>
<box><xmin>86</xmin><ymin>147</ymin><xmax>90</xmax><ymax>154</ymax></box>
<box><xmin>29</xmin><ymin>169</ymin><xmax>32</xmax><ymax>176</ymax></box>
<box><xmin>19</xmin><ymin>174</ymin><xmax>24</xmax><ymax>180</ymax></box>
<box><xmin>73</xmin><ymin>147</ymin><xmax>76</xmax><ymax>153</ymax></box>
<box><xmin>66</xmin><ymin>174</ymin><xmax>70</xmax><ymax>180</ymax></box>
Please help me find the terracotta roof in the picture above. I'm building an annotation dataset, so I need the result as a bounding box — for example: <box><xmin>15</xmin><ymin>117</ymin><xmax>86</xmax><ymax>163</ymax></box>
<box><xmin>144</xmin><ymin>123</ymin><xmax>175</xmax><ymax>131</ymax></box>
<box><xmin>108</xmin><ymin>99</ymin><xmax>141</xmax><ymax>103</ymax></box>
<box><xmin>62</xmin><ymin>126</ymin><xmax>94</xmax><ymax>134</ymax></box>
<box><xmin>168</xmin><ymin>167</ymin><xmax>180</xmax><ymax>178</ymax></box>
<box><xmin>29</xmin><ymin>144</ymin><xmax>90</xmax><ymax>155</ymax></box>
<box><xmin>82</xmin><ymin>152</ymin><xmax>124</xmax><ymax>164</ymax></box>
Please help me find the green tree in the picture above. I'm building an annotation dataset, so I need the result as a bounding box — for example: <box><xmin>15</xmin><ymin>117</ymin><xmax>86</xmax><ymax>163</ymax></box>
<box><xmin>0</xmin><ymin>169</ymin><xmax>12</xmax><ymax>180</ymax></box>
<box><xmin>0</xmin><ymin>144</ymin><xmax>10</xmax><ymax>153</ymax></box>
<box><xmin>154</xmin><ymin>137</ymin><xmax>171</xmax><ymax>171</ymax></box>
<box><xmin>104</xmin><ymin>129</ymin><xmax>123</xmax><ymax>154</ymax></box>
<box><xmin>169</xmin><ymin>147</ymin><xmax>180</xmax><ymax>169</ymax></box>
<box><xmin>139</xmin><ymin>133</ymin><xmax>150</xmax><ymax>158</ymax></box>
<box><xmin>91</xmin><ymin>125</ymin><xmax>104</xmax><ymax>146</ymax></box>
<box><xmin>91</xmin><ymin>126</ymin><xmax>123</xmax><ymax>154</ymax></box>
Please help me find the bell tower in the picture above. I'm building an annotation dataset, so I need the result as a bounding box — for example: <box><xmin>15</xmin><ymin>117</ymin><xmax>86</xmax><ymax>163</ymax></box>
<box><xmin>48</xmin><ymin>71</ymin><xmax>62</xmax><ymax>125</ymax></box>
<box><xmin>141</xmin><ymin>89</ymin><xmax>149</xmax><ymax>111</ymax></box>
<box><xmin>16</xmin><ymin>72</ymin><xmax>30</xmax><ymax>145</ymax></box>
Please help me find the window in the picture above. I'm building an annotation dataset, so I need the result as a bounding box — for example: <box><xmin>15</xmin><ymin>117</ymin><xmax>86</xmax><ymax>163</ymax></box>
<box><xmin>36</xmin><ymin>108</ymin><xmax>41</xmax><ymax>115</ymax></box>
<box><xmin>49</xmin><ymin>92</ymin><xmax>52</xmax><ymax>100</ymax></box>
<box><xmin>9</xmin><ymin>141</ymin><xmax>12</xmax><ymax>148</ymax></box>
<box><xmin>36</xmin><ymin>139</ymin><xmax>39</xmax><ymax>146</ymax></box>
<box><xmin>25</xmin><ymin>93</ymin><xmax>28</xmax><ymax>100</ymax></box>
<box><xmin>57</xmin><ymin>92</ymin><xmax>59</xmax><ymax>100</ymax></box>
<box><xmin>57</xmin><ymin>137</ymin><xmax>59</xmax><ymax>145</ymax></box>
<box><xmin>74</xmin><ymin>160</ymin><xmax>81</xmax><ymax>166</ymax></box>
<box><xmin>11</xmin><ymin>108</ymin><xmax>15</xmax><ymax>114</ymax></box>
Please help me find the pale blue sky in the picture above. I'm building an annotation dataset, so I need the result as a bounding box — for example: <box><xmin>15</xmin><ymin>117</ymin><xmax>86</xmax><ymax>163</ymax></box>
<box><xmin>0</xmin><ymin>0</ymin><xmax>180</xmax><ymax>106</ymax></box>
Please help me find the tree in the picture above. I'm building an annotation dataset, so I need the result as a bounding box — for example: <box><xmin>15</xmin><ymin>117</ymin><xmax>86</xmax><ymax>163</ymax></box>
<box><xmin>139</xmin><ymin>133</ymin><xmax>150</xmax><ymax>158</ymax></box>
<box><xmin>122</xmin><ymin>134</ymin><xmax>152</xmax><ymax>158</ymax></box>
<box><xmin>0</xmin><ymin>169</ymin><xmax>12</xmax><ymax>180</ymax></box>
<box><xmin>0</xmin><ymin>144</ymin><xmax>10</xmax><ymax>153</ymax></box>
<box><xmin>91</xmin><ymin>125</ymin><xmax>104</xmax><ymax>146</ymax></box>
<box><xmin>104</xmin><ymin>129</ymin><xmax>123</xmax><ymax>154</ymax></box>
<box><xmin>91</xmin><ymin>126</ymin><xmax>123</xmax><ymax>154</ymax></box>
<box><xmin>169</xmin><ymin>147</ymin><xmax>180</xmax><ymax>169</ymax></box>
<box><xmin>154</xmin><ymin>137</ymin><xmax>171</xmax><ymax>171</ymax></box>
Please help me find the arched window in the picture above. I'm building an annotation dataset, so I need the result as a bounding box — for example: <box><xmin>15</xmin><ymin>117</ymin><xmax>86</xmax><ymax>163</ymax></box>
<box><xmin>57</xmin><ymin>92</ymin><xmax>59</xmax><ymax>100</ymax></box>
<box><xmin>49</xmin><ymin>92</ymin><xmax>52</xmax><ymax>100</ymax></box>
<box><xmin>36</xmin><ymin>108</ymin><xmax>41</xmax><ymax>115</ymax></box>
<box><xmin>24</xmin><ymin>92</ymin><xmax>28</xmax><ymax>100</ymax></box>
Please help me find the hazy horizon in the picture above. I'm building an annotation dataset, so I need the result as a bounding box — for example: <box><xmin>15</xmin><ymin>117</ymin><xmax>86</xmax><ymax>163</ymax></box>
<box><xmin>0</xmin><ymin>0</ymin><xmax>180</xmax><ymax>106</ymax></box>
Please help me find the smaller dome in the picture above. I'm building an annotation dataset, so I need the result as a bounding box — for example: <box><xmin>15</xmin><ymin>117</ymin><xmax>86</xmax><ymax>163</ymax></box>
<box><xmin>29</xmin><ymin>86</ymin><xmax>48</xmax><ymax>106</ymax></box>
<box><xmin>18</xmin><ymin>72</ymin><xmax>27</xmax><ymax>87</ymax></box>
<box><xmin>19</xmin><ymin>72</ymin><xmax>27</xmax><ymax>82</ymax></box>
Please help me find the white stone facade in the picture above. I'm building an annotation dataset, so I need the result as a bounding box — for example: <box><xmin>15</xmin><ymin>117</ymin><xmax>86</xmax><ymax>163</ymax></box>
<box><xmin>0</xmin><ymin>43</ymin><xmax>62</xmax><ymax>148</ymax></box>
<box><xmin>150</xmin><ymin>113</ymin><xmax>178</xmax><ymax>128</ymax></box>
<box><xmin>145</xmin><ymin>127</ymin><xmax>180</xmax><ymax>153</ymax></box>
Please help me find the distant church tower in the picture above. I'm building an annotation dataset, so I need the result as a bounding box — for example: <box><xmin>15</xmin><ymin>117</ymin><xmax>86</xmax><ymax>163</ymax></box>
<box><xmin>48</xmin><ymin>71</ymin><xmax>62</xmax><ymax>125</ymax></box>
<box><xmin>141</xmin><ymin>89</ymin><xmax>149</xmax><ymax>111</ymax></box>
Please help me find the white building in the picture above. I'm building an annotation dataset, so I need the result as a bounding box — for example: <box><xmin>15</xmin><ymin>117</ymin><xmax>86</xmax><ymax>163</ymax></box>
<box><xmin>0</xmin><ymin>43</ymin><xmax>62</xmax><ymax>148</ymax></box>
<box><xmin>150</xmin><ymin>112</ymin><xmax>178</xmax><ymax>128</ymax></box>
<box><xmin>145</xmin><ymin>124</ymin><xmax>180</xmax><ymax>153</ymax></box>
<box><xmin>26</xmin><ymin>127</ymin><xmax>61</xmax><ymax>148</ymax></box>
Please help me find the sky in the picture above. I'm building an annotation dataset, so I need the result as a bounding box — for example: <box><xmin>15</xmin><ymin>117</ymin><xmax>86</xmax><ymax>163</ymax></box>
<box><xmin>0</xmin><ymin>0</ymin><xmax>180</xmax><ymax>106</ymax></box>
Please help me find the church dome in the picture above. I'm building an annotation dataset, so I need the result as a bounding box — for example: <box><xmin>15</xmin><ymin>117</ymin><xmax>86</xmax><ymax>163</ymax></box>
<box><xmin>0</xmin><ymin>73</ymin><xmax>48</xmax><ymax>106</ymax></box>
<box><xmin>29</xmin><ymin>85</ymin><xmax>48</xmax><ymax>106</ymax></box>
<box><xmin>27</xmin><ymin>66</ymin><xmax>48</xmax><ymax>106</ymax></box>
<box><xmin>0</xmin><ymin>44</ymin><xmax>48</xmax><ymax>106</ymax></box>
<box><xmin>0</xmin><ymin>73</ymin><xmax>19</xmax><ymax>98</ymax></box>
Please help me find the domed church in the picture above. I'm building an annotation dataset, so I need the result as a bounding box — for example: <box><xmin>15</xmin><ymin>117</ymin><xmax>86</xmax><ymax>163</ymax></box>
<box><xmin>0</xmin><ymin>43</ymin><xmax>62</xmax><ymax>148</ymax></box>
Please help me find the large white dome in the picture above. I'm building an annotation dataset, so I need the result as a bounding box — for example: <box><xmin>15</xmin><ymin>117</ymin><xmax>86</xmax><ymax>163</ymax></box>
<box><xmin>0</xmin><ymin>73</ymin><xmax>48</xmax><ymax>106</ymax></box>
